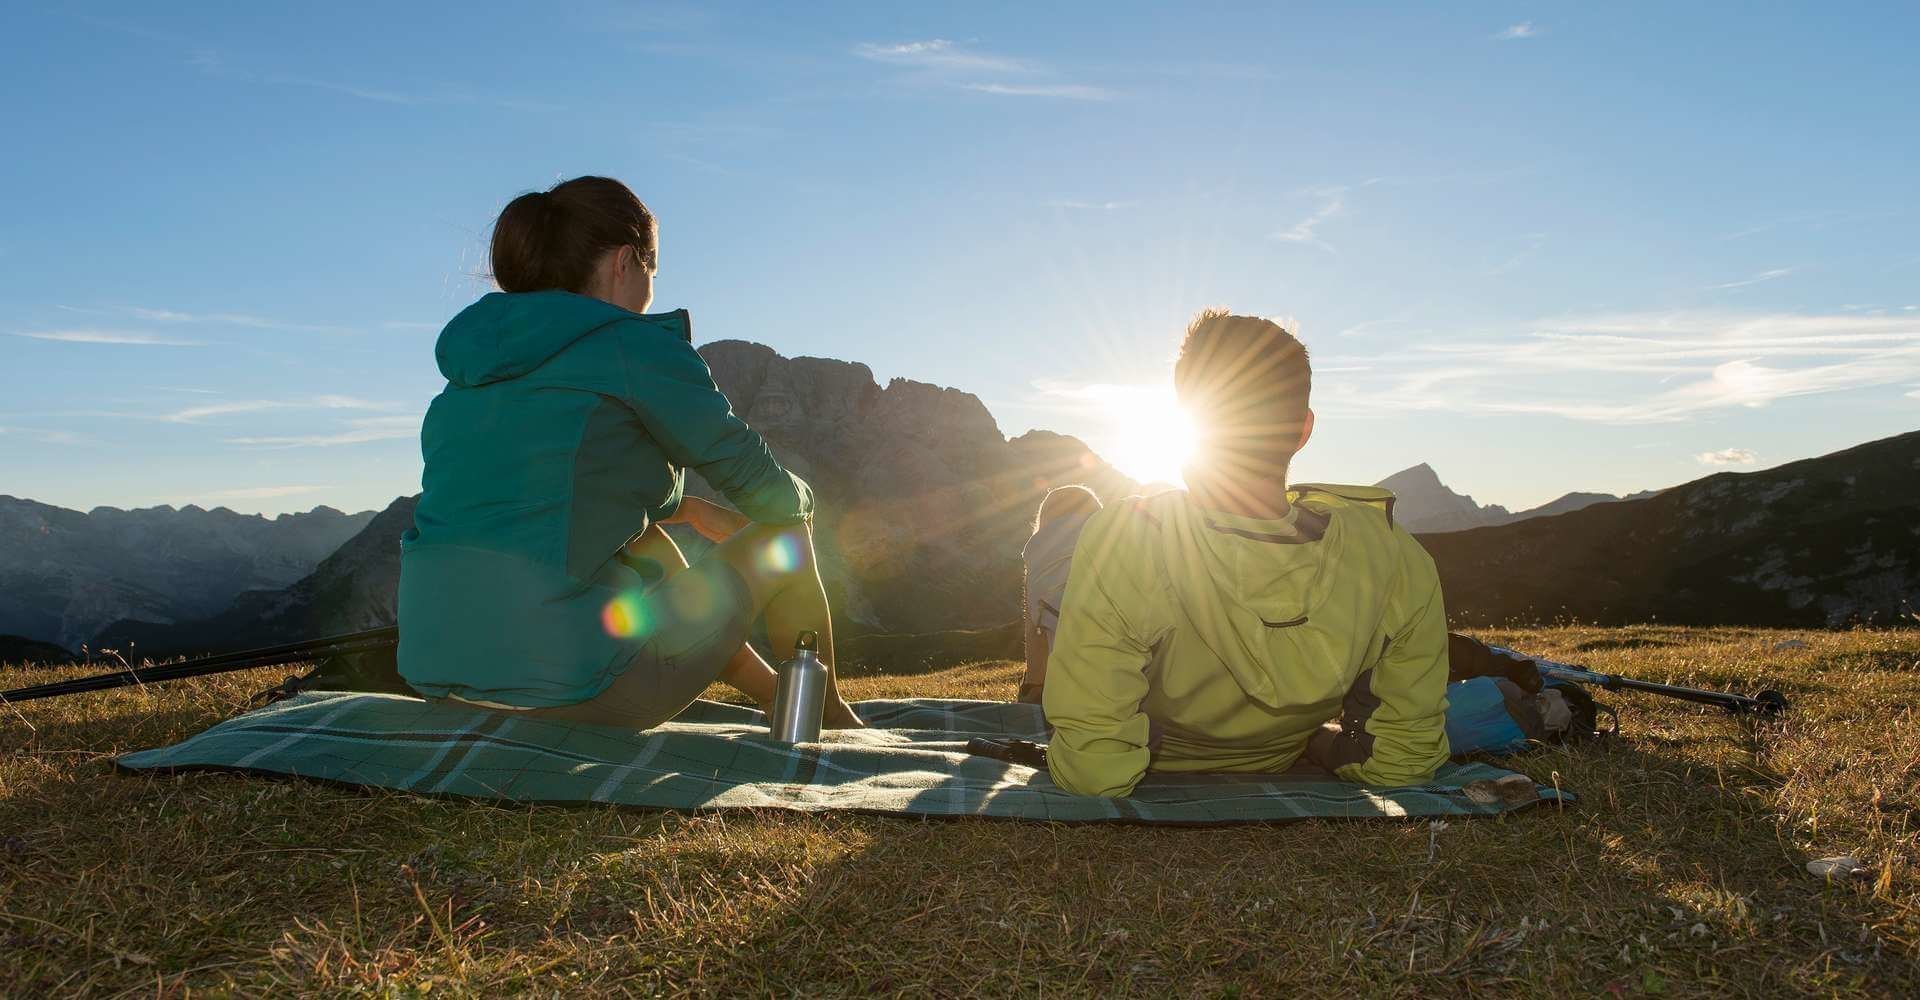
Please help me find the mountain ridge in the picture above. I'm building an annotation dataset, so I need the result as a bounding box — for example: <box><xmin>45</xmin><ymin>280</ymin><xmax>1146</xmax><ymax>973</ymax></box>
<box><xmin>1371</xmin><ymin>466</ymin><xmax>1662</xmax><ymax>533</ymax></box>
<box><xmin>0</xmin><ymin>498</ymin><xmax>377</xmax><ymax>652</ymax></box>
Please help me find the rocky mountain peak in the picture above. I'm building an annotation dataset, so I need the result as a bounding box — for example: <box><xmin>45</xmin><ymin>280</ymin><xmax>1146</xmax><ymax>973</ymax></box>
<box><xmin>1375</xmin><ymin>463</ymin><xmax>1511</xmax><ymax>533</ymax></box>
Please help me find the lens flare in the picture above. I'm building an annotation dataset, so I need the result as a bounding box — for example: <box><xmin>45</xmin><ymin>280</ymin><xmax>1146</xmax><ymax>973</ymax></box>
<box><xmin>600</xmin><ymin>589</ymin><xmax>653</xmax><ymax>639</ymax></box>
<box><xmin>756</xmin><ymin>533</ymin><xmax>804</xmax><ymax>574</ymax></box>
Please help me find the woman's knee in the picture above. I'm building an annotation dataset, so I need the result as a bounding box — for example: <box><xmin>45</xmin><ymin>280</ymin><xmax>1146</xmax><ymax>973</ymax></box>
<box><xmin>701</xmin><ymin>521</ymin><xmax>812</xmax><ymax>622</ymax></box>
<box><xmin>712</xmin><ymin>520</ymin><xmax>819</xmax><ymax>599</ymax></box>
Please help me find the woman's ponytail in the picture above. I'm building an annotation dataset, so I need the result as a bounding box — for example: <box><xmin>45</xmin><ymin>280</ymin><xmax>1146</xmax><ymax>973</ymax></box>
<box><xmin>488</xmin><ymin>177</ymin><xmax>656</xmax><ymax>294</ymax></box>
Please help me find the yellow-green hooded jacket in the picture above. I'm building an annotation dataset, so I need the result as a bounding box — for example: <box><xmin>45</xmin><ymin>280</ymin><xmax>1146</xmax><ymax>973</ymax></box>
<box><xmin>1042</xmin><ymin>486</ymin><xmax>1450</xmax><ymax>797</ymax></box>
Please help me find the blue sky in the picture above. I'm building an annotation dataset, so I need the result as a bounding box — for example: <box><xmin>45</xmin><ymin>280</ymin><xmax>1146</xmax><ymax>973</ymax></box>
<box><xmin>2</xmin><ymin>2</ymin><xmax>1916</xmax><ymax>516</ymax></box>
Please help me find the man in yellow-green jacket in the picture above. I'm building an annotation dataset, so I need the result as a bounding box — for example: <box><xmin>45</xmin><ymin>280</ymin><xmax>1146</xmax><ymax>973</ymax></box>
<box><xmin>1037</xmin><ymin>310</ymin><xmax>1451</xmax><ymax>797</ymax></box>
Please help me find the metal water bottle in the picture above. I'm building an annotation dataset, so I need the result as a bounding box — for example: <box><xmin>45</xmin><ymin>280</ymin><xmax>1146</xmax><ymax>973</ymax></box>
<box><xmin>769</xmin><ymin>630</ymin><xmax>827</xmax><ymax>743</ymax></box>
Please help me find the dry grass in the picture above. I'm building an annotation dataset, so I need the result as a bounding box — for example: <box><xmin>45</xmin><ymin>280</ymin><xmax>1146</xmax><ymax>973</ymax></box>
<box><xmin>1</xmin><ymin>625</ymin><xmax>1915</xmax><ymax>997</ymax></box>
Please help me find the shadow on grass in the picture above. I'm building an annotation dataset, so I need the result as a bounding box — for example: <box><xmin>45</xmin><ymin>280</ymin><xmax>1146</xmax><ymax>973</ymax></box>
<box><xmin>678</xmin><ymin>721</ymin><xmax>1909</xmax><ymax>995</ymax></box>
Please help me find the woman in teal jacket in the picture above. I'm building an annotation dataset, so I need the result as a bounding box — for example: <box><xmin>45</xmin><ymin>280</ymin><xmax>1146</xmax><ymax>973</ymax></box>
<box><xmin>398</xmin><ymin>176</ymin><xmax>861</xmax><ymax>729</ymax></box>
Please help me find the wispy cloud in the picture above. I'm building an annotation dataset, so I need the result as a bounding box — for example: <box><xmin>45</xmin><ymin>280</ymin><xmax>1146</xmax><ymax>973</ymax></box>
<box><xmin>1496</xmin><ymin>23</ymin><xmax>1541</xmax><ymax>41</ymax></box>
<box><xmin>13</xmin><ymin>329</ymin><xmax>203</xmax><ymax>346</ymax></box>
<box><xmin>854</xmin><ymin>38</ymin><xmax>1110</xmax><ymax>100</ymax></box>
<box><xmin>57</xmin><ymin>304</ymin><xmax>353</xmax><ymax>335</ymax></box>
<box><xmin>163</xmin><ymin>400</ymin><xmax>288</xmax><ymax>423</ymax></box>
<box><xmin>962</xmin><ymin>82</ymin><xmax>1113</xmax><ymax>101</ymax></box>
<box><xmin>225</xmin><ymin>415</ymin><xmax>419</xmax><ymax>448</ymax></box>
<box><xmin>1485</xmin><ymin>233</ymin><xmax>1548</xmax><ymax>276</ymax></box>
<box><xmin>202</xmin><ymin>484</ymin><xmax>330</xmax><ymax>500</ymax></box>
<box><xmin>1272</xmin><ymin>187</ymin><xmax>1352</xmax><ymax>251</ymax></box>
<box><xmin>270</xmin><ymin>75</ymin><xmax>432</xmax><ymax>106</ymax></box>
<box><xmin>1696</xmin><ymin>447</ymin><xmax>1757</xmax><ymax>466</ymax></box>
<box><xmin>1707</xmin><ymin>266</ymin><xmax>1796</xmax><ymax>291</ymax></box>
<box><xmin>162</xmin><ymin>395</ymin><xmax>392</xmax><ymax>424</ymax></box>
<box><xmin>79</xmin><ymin>16</ymin><xmax>557</xmax><ymax>112</ymax></box>
<box><xmin>853</xmin><ymin>40</ymin><xmax>1027</xmax><ymax>74</ymax></box>
<box><xmin>1717</xmin><ymin>210</ymin><xmax>1863</xmax><ymax>242</ymax></box>
<box><xmin>0</xmin><ymin>426</ymin><xmax>89</xmax><ymax>446</ymax></box>
<box><xmin>267</xmin><ymin>76</ymin><xmax>563</xmax><ymax>111</ymax></box>
<box><xmin>1046</xmin><ymin>199</ymin><xmax>1136</xmax><ymax>211</ymax></box>
<box><xmin>1316</xmin><ymin>310</ymin><xmax>1920</xmax><ymax>424</ymax></box>
<box><xmin>125</xmin><ymin>305</ymin><xmax>351</xmax><ymax>335</ymax></box>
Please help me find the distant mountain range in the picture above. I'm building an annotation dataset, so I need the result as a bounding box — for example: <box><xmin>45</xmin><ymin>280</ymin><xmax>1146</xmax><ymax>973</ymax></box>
<box><xmin>10</xmin><ymin>342</ymin><xmax>1915</xmax><ymax>663</ymax></box>
<box><xmin>1374</xmin><ymin>463</ymin><xmax>1660</xmax><ymax>534</ymax></box>
<box><xmin>0</xmin><ymin>498</ymin><xmax>374</xmax><ymax>653</ymax></box>
<box><xmin>93</xmin><ymin>497</ymin><xmax>419</xmax><ymax>655</ymax></box>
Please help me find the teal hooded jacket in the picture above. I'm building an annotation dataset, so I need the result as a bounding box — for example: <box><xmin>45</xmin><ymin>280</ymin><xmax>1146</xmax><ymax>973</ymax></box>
<box><xmin>397</xmin><ymin>291</ymin><xmax>812</xmax><ymax>707</ymax></box>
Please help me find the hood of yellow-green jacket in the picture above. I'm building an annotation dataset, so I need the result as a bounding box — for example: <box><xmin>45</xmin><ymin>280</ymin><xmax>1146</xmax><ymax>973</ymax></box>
<box><xmin>1156</xmin><ymin>485</ymin><xmax>1403</xmax><ymax>709</ymax></box>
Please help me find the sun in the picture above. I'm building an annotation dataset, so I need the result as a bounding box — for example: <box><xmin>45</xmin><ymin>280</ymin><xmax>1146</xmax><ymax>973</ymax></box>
<box><xmin>1097</xmin><ymin>385</ymin><xmax>1197</xmax><ymax>488</ymax></box>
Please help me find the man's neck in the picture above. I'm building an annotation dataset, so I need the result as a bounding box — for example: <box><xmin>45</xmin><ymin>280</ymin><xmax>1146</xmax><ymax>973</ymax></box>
<box><xmin>1187</xmin><ymin>472</ymin><xmax>1292</xmax><ymax>520</ymax></box>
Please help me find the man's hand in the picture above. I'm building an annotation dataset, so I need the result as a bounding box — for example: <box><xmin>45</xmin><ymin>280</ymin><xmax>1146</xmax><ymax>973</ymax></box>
<box><xmin>669</xmin><ymin>496</ymin><xmax>752</xmax><ymax>543</ymax></box>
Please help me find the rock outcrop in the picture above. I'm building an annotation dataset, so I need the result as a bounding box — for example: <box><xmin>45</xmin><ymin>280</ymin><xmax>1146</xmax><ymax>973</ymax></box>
<box><xmin>698</xmin><ymin>340</ymin><xmax>1138</xmax><ymax>632</ymax></box>
<box><xmin>1376</xmin><ymin>464</ymin><xmax>1515</xmax><ymax>533</ymax></box>
<box><xmin>0</xmin><ymin>498</ymin><xmax>374</xmax><ymax>651</ymax></box>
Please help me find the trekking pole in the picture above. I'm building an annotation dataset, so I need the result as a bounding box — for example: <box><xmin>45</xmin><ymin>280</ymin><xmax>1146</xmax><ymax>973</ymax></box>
<box><xmin>1495</xmin><ymin>647</ymin><xmax>1789</xmax><ymax>716</ymax></box>
<box><xmin>0</xmin><ymin>626</ymin><xmax>399</xmax><ymax>705</ymax></box>
<box><xmin>964</xmin><ymin>737</ymin><xmax>1049</xmax><ymax>769</ymax></box>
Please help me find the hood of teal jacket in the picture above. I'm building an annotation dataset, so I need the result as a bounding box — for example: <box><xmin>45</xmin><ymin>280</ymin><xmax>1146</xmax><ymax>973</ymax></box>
<box><xmin>435</xmin><ymin>291</ymin><xmax>685</xmax><ymax>387</ymax></box>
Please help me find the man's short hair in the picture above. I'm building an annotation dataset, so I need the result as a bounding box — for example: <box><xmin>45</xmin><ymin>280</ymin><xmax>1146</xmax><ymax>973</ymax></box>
<box><xmin>1174</xmin><ymin>309</ymin><xmax>1311</xmax><ymax>478</ymax></box>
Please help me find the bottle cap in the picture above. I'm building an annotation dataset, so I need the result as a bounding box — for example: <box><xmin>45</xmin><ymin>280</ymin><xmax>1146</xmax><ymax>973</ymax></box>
<box><xmin>795</xmin><ymin>630</ymin><xmax>818</xmax><ymax>652</ymax></box>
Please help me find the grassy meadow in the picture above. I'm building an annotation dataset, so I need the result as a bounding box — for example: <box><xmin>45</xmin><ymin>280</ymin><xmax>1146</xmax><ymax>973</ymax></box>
<box><xmin>0</xmin><ymin>625</ymin><xmax>1915</xmax><ymax>997</ymax></box>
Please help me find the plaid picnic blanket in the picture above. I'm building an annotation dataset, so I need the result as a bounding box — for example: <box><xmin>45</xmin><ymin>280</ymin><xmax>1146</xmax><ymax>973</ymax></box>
<box><xmin>116</xmin><ymin>693</ymin><xmax>1572</xmax><ymax>823</ymax></box>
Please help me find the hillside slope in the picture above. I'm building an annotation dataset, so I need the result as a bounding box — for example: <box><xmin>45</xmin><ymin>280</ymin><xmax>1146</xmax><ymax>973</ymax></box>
<box><xmin>1420</xmin><ymin>429</ymin><xmax>1920</xmax><ymax>626</ymax></box>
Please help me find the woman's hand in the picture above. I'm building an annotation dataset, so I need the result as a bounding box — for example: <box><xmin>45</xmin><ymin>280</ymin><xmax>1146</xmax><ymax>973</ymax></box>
<box><xmin>669</xmin><ymin>496</ymin><xmax>752</xmax><ymax>543</ymax></box>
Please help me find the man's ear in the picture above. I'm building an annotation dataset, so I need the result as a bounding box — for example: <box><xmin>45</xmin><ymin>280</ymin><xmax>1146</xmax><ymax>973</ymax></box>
<box><xmin>1297</xmin><ymin>408</ymin><xmax>1316</xmax><ymax>452</ymax></box>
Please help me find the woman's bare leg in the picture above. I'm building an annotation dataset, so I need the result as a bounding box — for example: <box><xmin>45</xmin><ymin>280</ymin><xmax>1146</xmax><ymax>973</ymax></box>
<box><xmin>705</xmin><ymin>520</ymin><xmax>864</xmax><ymax>727</ymax></box>
<box><xmin>621</xmin><ymin>526</ymin><xmax>779</xmax><ymax>713</ymax></box>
